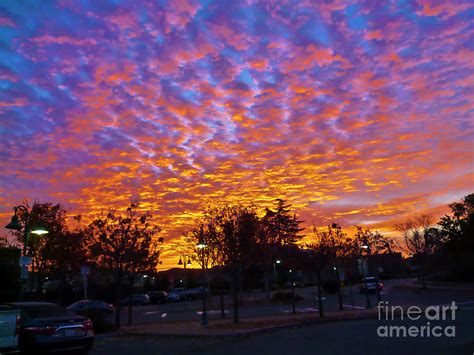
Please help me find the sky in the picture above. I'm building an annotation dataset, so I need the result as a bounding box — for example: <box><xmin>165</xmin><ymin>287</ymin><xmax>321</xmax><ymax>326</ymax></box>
<box><xmin>0</xmin><ymin>0</ymin><xmax>473</xmax><ymax>269</ymax></box>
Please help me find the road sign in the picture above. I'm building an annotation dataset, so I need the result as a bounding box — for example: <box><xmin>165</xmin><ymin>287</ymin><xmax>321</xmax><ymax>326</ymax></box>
<box><xmin>19</xmin><ymin>256</ymin><xmax>32</xmax><ymax>266</ymax></box>
<box><xmin>357</xmin><ymin>259</ymin><xmax>368</xmax><ymax>276</ymax></box>
<box><xmin>20</xmin><ymin>265</ymin><xmax>28</xmax><ymax>280</ymax></box>
<box><xmin>80</xmin><ymin>266</ymin><xmax>90</xmax><ymax>276</ymax></box>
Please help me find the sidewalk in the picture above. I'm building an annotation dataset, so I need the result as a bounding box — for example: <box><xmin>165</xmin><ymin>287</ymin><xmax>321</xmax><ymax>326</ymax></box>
<box><xmin>120</xmin><ymin>308</ymin><xmax>378</xmax><ymax>338</ymax></box>
<box><xmin>390</xmin><ymin>279</ymin><xmax>474</xmax><ymax>292</ymax></box>
<box><xmin>414</xmin><ymin>280</ymin><xmax>474</xmax><ymax>290</ymax></box>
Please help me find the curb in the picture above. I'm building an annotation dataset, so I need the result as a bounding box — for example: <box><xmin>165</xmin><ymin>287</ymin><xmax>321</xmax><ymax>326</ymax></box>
<box><xmin>119</xmin><ymin>310</ymin><xmax>379</xmax><ymax>339</ymax></box>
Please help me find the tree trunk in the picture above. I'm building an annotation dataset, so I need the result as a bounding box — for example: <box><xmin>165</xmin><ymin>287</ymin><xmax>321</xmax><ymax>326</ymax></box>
<box><xmin>420</xmin><ymin>254</ymin><xmax>427</xmax><ymax>289</ymax></box>
<box><xmin>232</xmin><ymin>269</ymin><xmax>239</xmax><ymax>324</ymax></box>
<box><xmin>127</xmin><ymin>276</ymin><xmax>134</xmax><ymax>326</ymax></box>
<box><xmin>316</xmin><ymin>270</ymin><xmax>324</xmax><ymax>318</ymax></box>
<box><xmin>206</xmin><ymin>276</ymin><xmax>212</xmax><ymax>307</ymax></box>
<box><xmin>420</xmin><ymin>269</ymin><xmax>427</xmax><ymax>289</ymax></box>
<box><xmin>114</xmin><ymin>270</ymin><xmax>122</xmax><ymax>329</ymax></box>
<box><xmin>337</xmin><ymin>282</ymin><xmax>343</xmax><ymax>311</ymax></box>
<box><xmin>238</xmin><ymin>266</ymin><xmax>243</xmax><ymax>306</ymax></box>
<box><xmin>264</xmin><ymin>267</ymin><xmax>270</xmax><ymax>301</ymax></box>
<box><xmin>220</xmin><ymin>285</ymin><xmax>225</xmax><ymax>319</ymax></box>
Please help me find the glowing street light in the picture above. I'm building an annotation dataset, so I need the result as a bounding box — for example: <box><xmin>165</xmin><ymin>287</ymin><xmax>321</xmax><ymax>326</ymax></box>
<box><xmin>178</xmin><ymin>255</ymin><xmax>191</xmax><ymax>309</ymax></box>
<box><xmin>197</xmin><ymin>229</ymin><xmax>208</xmax><ymax>326</ymax></box>
<box><xmin>5</xmin><ymin>204</ymin><xmax>49</xmax><ymax>300</ymax></box>
<box><xmin>273</xmin><ymin>259</ymin><xmax>281</xmax><ymax>290</ymax></box>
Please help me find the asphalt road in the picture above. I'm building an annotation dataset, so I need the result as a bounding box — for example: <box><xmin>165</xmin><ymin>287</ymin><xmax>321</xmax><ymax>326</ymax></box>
<box><xmin>91</xmin><ymin>308</ymin><xmax>474</xmax><ymax>355</ymax></box>
<box><xmin>87</xmin><ymin>279</ymin><xmax>474</xmax><ymax>354</ymax></box>
<box><xmin>117</xmin><ymin>278</ymin><xmax>474</xmax><ymax>325</ymax></box>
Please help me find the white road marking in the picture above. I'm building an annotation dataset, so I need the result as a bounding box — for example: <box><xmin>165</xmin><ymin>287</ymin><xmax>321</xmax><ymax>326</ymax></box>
<box><xmin>144</xmin><ymin>311</ymin><xmax>160</xmax><ymax>315</ymax></box>
<box><xmin>161</xmin><ymin>312</ymin><xmax>167</xmax><ymax>318</ymax></box>
<box><xmin>281</xmin><ymin>307</ymin><xmax>318</xmax><ymax>313</ymax></box>
<box><xmin>343</xmin><ymin>304</ymin><xmax>365</xmax><ymax>309</ymax></box>
<box><xmin>196</xmin><ymin>310</ymin><xmax>229</xmax><ymax>315</ymax></box>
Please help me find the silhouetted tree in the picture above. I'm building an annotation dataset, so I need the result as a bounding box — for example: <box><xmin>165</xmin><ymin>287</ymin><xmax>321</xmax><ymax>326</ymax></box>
<box><xmin>396</xmin><ymin>214</ymin><xmax>440</xmax><ymax>289</ymax></box>
<box><xmin>437</xmin><ymin>193</ymin><xmax>474</xmax><ymax>280</ymax></box>
<box><xmin>354</xmin><ymin>227</ymin><xmax>394</xmax><ymax>256</ymax></box>
<box><xmin>182</xmin><ymin>223</ymin><xmax>219</xmax><ymax>306</ymax></box>
<box><xmin>203</xmin><ymin>203</ymin><xmax>258</xmax><ymax>323</ymax></box>
<box><xmin>8</xmin><ymin>201</ymin><xmax>86</xmax><ymax>300</ymax></box>
<box><xmin>326</xmin><ymin>223</ymin><xmax>352</xmax><ymax>311</ymax></box>
<box><xmin>9</xmin><ymin>202</ymin><xmax>68</xmax><ymax>275</ymax></box>
<box><xmin>257</xmin><ymin>199</ymin><xmax>303</xmax><ymax>300</ymax></box>
<box><xmin>305</xmin><ymin>225</ymin><xmax>334</xmax><ymax>317</ymax></box>
<box><xmin>87</xmin><ymin>202</ymin><xmax>161</xmax><ymax>328</ymax></box>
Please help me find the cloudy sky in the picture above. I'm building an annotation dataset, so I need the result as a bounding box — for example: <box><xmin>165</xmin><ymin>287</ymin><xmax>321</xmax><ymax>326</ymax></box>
<box><xmin>0</xmin><ymin>0</ymin><xmax>473</xmax><ymax>268</ymax></box>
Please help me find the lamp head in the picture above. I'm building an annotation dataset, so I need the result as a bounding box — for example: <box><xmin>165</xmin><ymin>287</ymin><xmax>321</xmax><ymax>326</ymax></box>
<box><xmin>5</xmin><ymin>214</ymin><xmax>21</xmax><ymax>231</ymax></box>
<box><xmin>197</xmin><ymin>239</ymin><xmax>206</xmax><ymax>249</ymax></box>
<box><xmin>178</xmin><ymin>257</ymin><xmax>183</xmax><ymax>265</ymax></box>
<box><xmin>197</xmin><ymin>225</ymin><xmax>206</xmax><ymax>249</ymax></box>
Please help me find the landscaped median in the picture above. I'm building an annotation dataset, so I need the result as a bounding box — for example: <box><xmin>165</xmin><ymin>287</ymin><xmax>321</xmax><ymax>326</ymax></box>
<box><xmin>120</xmin><ymin>309</ymin><xmax>379</xmax><ymax>338</ymax></box>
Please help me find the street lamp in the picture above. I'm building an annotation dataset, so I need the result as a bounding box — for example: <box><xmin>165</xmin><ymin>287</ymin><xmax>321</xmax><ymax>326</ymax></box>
<box><xmin>362</xmin><ymin>239</ymin><xmax>382</xmax><ymax>305</ymax></box>
<box><xmin>5</xmin><ymin>204</ymin><xmax>48</xmax><ymax>300</ymax></box>
<box><xmin>197</xmin><ymin>231</ymin><xmax>208</xmax><ymax>326</ymax></box>
<box><xmin>360</xmin><ymin>239</ymin><xmax>371</xmax><ymax>309</ymax></box>
<box><xmin>289</xmin><ymin>269</ymin><xmax>296</xmax><ymax>314</ymax></box>
<box><xmin>178</xmin><ymin>255</ymin><xmax>191</xmax><ymax>309</ymax></box>
<box><xmin>273</xmin><ymin>259</ymin><xmax>281</xmax><ymax>290</ymax></box>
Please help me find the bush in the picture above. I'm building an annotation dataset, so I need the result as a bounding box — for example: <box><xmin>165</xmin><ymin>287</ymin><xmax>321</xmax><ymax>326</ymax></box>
<box><xmin>271</xmin><ymin>291</ymin><xmax>303</xmax><ymax>303</ymax></box>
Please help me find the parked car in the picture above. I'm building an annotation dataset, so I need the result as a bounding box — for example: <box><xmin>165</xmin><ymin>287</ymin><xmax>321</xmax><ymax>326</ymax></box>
<box><xmin>118</xmin><ymin>294</ymin><xmax>150</xmax><ymax>306</ymax></box>
<box><xmin>147</xmin><ymin>291</ymin><xmax>168</xmax><ymax>304</ymax></box>
<box><xmin>67</xmin><ymin>300</ymin><xmax>114</xmax><ymax>315</ymax></box>
<box><xmin>0</xmin><ymin>305</ymin><xmax>20</xmax><ymax>353</ymax></box>
<box><xmin>186</xmin><ymin>287</ymin><xmax>208</xmax><ymax>300</ymax></box>
<box><xmin>5</xmin><ymin>302</ymin><xmax>94</xmax><ymax>354</ymax></box>
<box><xmin>359</xmin><ymin>277</ymin><xmax>383</xmax><ymax>293</ymax></box>
<box><xmin>167</xmin><ymin>288</ymin><xmax>186</xmax><ymax>302</ymax></box>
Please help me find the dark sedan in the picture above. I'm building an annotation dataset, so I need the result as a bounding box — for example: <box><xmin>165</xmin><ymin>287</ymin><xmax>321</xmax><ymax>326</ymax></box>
<box><xmin>6</xmin><ymin>302</ymin><xmax>94</xmax><ymax>354</ymax></box>
<box><xmin>67</xmin><ymin>300</ymin><xmax>114</xmax><ymax>316</ymax></box>
<box><xmin>147</xmin><ymin>291</ymin><xmax>168</xmax><ymax>304</ymax></box>
<box><xmin>118</xmin><ymin>294</ymin><xmax>150</xmax><ymax>306</ymax></box>
<box><xmin>359</xmin><ymin>277</ymin><xmax>383</xmax><ymax>293</ymax></box>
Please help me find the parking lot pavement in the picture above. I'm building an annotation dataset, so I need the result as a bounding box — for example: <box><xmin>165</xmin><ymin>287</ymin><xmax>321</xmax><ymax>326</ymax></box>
<box><xmin>91</xmin><ymin>308</ymin><xmax>474</xmax><ymax>355</ymax></box>
<box><xmin>117</xmin><ymin>279</ymin><xmax>474</xmax><ymax>326</ymax></box>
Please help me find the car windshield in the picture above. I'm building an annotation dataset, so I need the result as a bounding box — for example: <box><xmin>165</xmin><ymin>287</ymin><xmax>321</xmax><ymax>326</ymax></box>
<box><xmin>365</xmin><ymin>278</ymin><xmax>377</xmax><ymax>282</ymax></box>
<box><xmin>18</xmin><ymin>304</ymin><xmax>75</xmax><ymax>318</ymax></box>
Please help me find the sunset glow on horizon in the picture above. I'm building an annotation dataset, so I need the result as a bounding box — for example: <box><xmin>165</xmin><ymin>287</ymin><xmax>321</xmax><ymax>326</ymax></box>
<box><xmin>1</xmin><ymin>0</ymin><xmax>473</xmax><ymax>270</ymax></box>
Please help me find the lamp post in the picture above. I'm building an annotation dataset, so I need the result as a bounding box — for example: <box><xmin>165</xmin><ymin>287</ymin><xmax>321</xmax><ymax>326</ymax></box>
<box><xmin>273</xmin><ymin>259</ymin><xmax>281</xmax><ymax>290</ymax></box>
<box><xmin>360</xmin><ymin>239</ymin><xmax>371</xmax><ymax>309</ymax></box>
<box><xmin>197</xmin><ymin>231</ymin><xmax>208</xmax><ymax>326</ymax></box>
<box><xmin>5</xmin><ymin>204</ymin><xmax>48</xmax><ymax>300</ymax></box>
<box><xmin>178</xmin><ymin>255</ymin><xmax>191</xmax><ymax>309</ymax></box>
<box><xmin>289</xmin><ymin>269</ymin><xmax>296</xmax><ymax>314</ymax></box>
